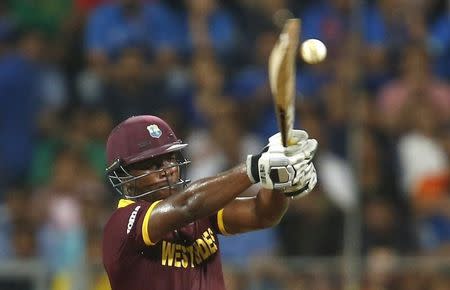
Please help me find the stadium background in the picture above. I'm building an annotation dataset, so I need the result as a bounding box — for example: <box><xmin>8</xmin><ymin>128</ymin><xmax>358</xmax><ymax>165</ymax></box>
<box><xmin>0</xmin><ymin>0</ymin><xmax>449</xmax><ymax>289</ymax></box>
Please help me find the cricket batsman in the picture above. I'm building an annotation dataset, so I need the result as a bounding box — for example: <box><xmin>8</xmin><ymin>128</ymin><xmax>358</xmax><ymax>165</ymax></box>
<box><xmin>103</xmin><ymin>115</ymin><xmax>318</xmax><ymax>290</ymax></box>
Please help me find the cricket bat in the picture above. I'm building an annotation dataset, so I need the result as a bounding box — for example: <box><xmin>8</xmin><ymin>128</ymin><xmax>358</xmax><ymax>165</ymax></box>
<box><xmin>269</xmin><ymin>18</ymin><xmax>300</xmax><ymax>147</ymax></box>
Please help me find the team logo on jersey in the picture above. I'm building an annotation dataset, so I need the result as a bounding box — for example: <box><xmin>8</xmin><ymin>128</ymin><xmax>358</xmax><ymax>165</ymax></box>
<box><xmin>147</xmin><ymin>124</ymin><xmax>162</xmax><ymax>138</ymax></box>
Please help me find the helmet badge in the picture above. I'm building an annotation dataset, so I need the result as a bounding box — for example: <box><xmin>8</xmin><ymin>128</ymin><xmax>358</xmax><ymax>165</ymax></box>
<box><xmin>147</xmin><ymin>124</ymin><xmax>162</xmax><ymax>138</ymax></box>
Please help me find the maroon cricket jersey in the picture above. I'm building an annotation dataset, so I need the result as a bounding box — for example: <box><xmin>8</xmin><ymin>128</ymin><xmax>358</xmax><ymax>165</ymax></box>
<box><xmin>102</xmin><ymin>199</ymin><xmax>229</xmax><ymax>290</ymax></box>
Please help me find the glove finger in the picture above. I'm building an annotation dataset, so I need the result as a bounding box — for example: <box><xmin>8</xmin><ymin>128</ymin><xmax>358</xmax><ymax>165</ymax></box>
<box><xmin>310</xmin><ymin>167</ymin><xmax>317</xmax><ymax>188</ymax></box>
<box><xmin>284</xmin><ymin>138</ymin><xmax>312</xmax><ymax>155</ymax></box>
<box><xmin>307</xmin><ymin>171</ymin><xmax>317</xmax><ymax>191</ymax></box>
<box><xmin>308</xmin><ymin>175</ymin><xmax>317</xmax><ymax>191</ymax></box>
<box><xmin>304</xmin><ymin>166</ymin><xmax>317</xmax><ymax>189</ymax></box>
<box><xmin>267</xmin><ymin>143</ymin><xmax>286</xmax><ymax>153</ymax></box>
<box><xmin>293</xmin><ymin>160</ymin><xmax>310</xmax><ymax>171</ymax></box>
<box><xmin>287</xmin><ymin>149</ymin><xmax>306</xmax><ymax>164</ymax></box>
<box><xmin>273</xmin><ymin>182</ymin><xmax>292</xmax><ymax>190</ymax></box>
<box><xmin>285</xmin><ymin>140</ymin><xmax>309</xmax><ymax>155</ymax></box>
<box><xmin>269</xmin><ymin>130</ymin><xmax>309</xmax><ymax>146</ymax></box>
<box><xmin>285</xmin><ymin>144</ymin><xmax>303</xmax><ymax>156</ymax></box>
<box><xmin>303</xmin><ymin>139</ymin><xmax>318</xmax><ymax>159</ymax></box>
<box><xmin>289</xmin><ymin>130</ymin><xmax>309</xmax><ymax>144</ymax></box>
<box><xmin>288</xmin><ymin>139</ymin><xmax>318</xmax><ymax>163</ymax></box>
<box><xmin>268</xmin><ymin>132</ymin><xmax>283</xmax><ymax>145</ymax></box>
<box><xmin>293</xmin><ymin>163</ymin><xmax>313</xmax><ymax>184</ymax></box>
<box><xmin>291</xmin><ymin>173</ymin><xmax>316</xmax><ymax>198</ymax></box>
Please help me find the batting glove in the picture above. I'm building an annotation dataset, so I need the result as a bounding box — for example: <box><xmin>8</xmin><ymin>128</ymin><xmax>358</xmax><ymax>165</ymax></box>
<box><xmin>246</xmin><ymin>130</ymin><xmax>309</xmax><ymax>183</ymax></box>
<box><xmin>282</xmin><ymin>160</ymin><xmax>318</xmax><ymax>198</ymax></box>
<box><xmin>268</xmin><ymin>129</ymin><xmax>309</xmax><ymax>147</ymax></box>
<box><xmin>246</xmin><ymin>130</ymin><xmax>318</xmax><ymax>192</ymax></box>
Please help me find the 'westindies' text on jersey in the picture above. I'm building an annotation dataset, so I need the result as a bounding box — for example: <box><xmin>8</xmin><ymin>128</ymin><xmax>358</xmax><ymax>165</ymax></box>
<box><xmin>102</xmin><ymin>199</ymin><xmax>229</xmax><ymax>290</ymax></box>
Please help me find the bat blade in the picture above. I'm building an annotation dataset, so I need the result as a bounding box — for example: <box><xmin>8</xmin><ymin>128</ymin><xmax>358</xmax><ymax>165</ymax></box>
<box><xmin>269</xmin><ymin>18</ymin><xmax>300</xmax><ymax>147</ymax></box>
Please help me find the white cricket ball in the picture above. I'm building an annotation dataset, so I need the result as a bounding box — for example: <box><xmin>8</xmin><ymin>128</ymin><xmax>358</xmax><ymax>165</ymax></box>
<box><xmin>300</xmin><ymin>39</ymin><xmax>327</xmax><ymax>64</ymax></box>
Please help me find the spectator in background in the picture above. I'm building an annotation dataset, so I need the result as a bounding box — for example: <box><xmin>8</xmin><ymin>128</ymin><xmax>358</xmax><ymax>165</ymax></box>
<box><xmin>183</xmin><ymin>0</ymin><xmax>238</xmax><ymax>61</ymax></box>
<box><xmin>85</xmin><ymin>0</ymin><xmax>151</xmax><ymax>63</ymax></box>
<box><xmin>31</xmin><ymin>145</ymin><xmax>110</xmax><ymax>289</ymax></box>
<box><xmin>0</xmin><ymin>186</ymin><xmax>34</xmax><ymax>259</ymax></box>
<box><xmin>320</xmin><ymin>79</ymin><xmax>352</xmax><ymax>159</ymax></box>
<box><xmin>363</xmin><ymin>247</ymin><xmax>397</xmax><ymax>290</ymax></box>
<box><xmin>300</xmin><ymin>0</ymin><xmax>391</xmax><ymax>94</ymax></box>
<box><xmin>186</xmin><ymin>53</ymin><xmax>263</xmax><ymax>180</ymax></box>
<box><xmin>229</xmin><ymin>28</ymin><xmax>283</xmax><ymax>140</ymax></box>
<box><xmin>0</xmin><ymin>30</ymin><xmax>68</xmax><ymax>191</ymax></box>
<box><xmin>29</xmin><ymin>108</ymin><xmax>108</xmax><ymax>187</ymax></box>
<box><xmin>102</xmin><ymin>48</ymin><xmax>171</xmax><ymax>123</ymax></box>
<box><xmin>0</xmin><ymin>2</ymin><xmax>15</xmax><ymax>52</ymax></box>
<box><xmin>277</xmin><ymin>185</ymin><xmax>344</xmax><ymax>256</ymax></box>
<box><xmin>300</xmin><ymin>0</ymin><xmax>386</xmax><ymax>52</ymax></box>
<box><xmin>428</xmin><ymin>11</ymin><xmax>449</xmax><ymax>79</ymax></box>
<box><xmin>228</xmin><ymin>0</ymin><xmax>291</xmax><ymax>64</ymax></box>
<box><xmin>0</xmin><ymin>29</ymin><xmax>41</xmax><ymax>193</ymax></box>
<box><xmin>382</xmin><ymin>0</ymin><xmax>449</xmax><ymax>84</ymax></box>
<box><xmin>81</xmin><ymin>0</ymin><xmax>184</xmax><ymax>108</ymax></box>
<box><xmin>9</xmin><ymin>0</ymin><xmax>73</xmax><ymax>38</ymax></box>
<box><xmin>377</xmin><ymin>44</ymin><xmax>450</xmax><ymax>133</ymax></box>
<box><xmin>362</xmin><ymin>196</ymin><xmax>417</xmax><ymax>254</ymax></box>
<box><xmin>76</xmin><ymin>0</ymin><xmax>110</xmax><ymax>14</ymax></box>
<box><xmin>84</xmin><ymin>0</ymin><xmax>181</xmax><ymax>70</ymax></box>
<box><xmin>33</xmin><ymin>148</ymin><xmax>87</xmax><ymax>273</ymax></box>
<box><xmin>397</xmin><ymin>96</ymin><xmax>450</xmax><ymax>253</ymax></box>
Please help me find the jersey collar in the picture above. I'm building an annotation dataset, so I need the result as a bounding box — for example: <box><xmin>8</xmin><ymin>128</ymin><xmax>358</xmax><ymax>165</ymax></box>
<box><xmin>117</xmin><ymin>199</ymin><xmax>135</xmax><ymax>208</ymax></box>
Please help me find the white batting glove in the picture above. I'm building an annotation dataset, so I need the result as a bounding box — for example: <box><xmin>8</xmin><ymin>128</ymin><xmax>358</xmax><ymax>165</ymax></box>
<box><xmin>246</xmin><ymin>130</ymin><xmax>318</xmax><ymax>196</ymax></box>
<box><xmin>279</xmin><ymin>135</ymin><xmax>318</xmax><ymax>198</ymax></box>
<box><xmin>257</xmin><ymin>144</ymin><xmax>297</xmax><ymax>190</ymax></box>
<box><xmin>246</xmin><ymin>130</ymin><xmax>307</xmax><ymax>184</ymax></box>
<box><xmin>268</xmin><ymin>130</ymin><xmax>309</xmax><ymax>147</ymax></box>
<box><xmin>282</xmin><ymin>161</ymin><xmax>318</xmax><ymax>198</ymax></box>
<box><xmin>246</xmin><ymin>139</ymin><xmax>318</xmax><ymax>190</ymax></box>
<box><xmin>258</xmin><ymin>140</ymin><xmax>317</xmax><ymax>190</ymax></box>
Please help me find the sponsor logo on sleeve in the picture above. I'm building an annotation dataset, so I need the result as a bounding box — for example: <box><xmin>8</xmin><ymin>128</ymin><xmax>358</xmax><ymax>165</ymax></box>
<box><xmin>127</xmin><ymin>206</ymin><xmax>141</xmax><ymax>234</ymax></box>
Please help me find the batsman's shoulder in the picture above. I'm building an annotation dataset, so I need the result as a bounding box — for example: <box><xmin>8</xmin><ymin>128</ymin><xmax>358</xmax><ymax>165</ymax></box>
<box><xmin>104</xmin><ymin>200</ymin><xmax>146</xmax><ymax>230</ymax></box>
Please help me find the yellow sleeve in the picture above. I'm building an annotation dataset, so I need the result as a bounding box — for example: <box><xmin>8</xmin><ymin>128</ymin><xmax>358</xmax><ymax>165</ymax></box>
<box><xmin>217</xmin><ymin>208</ymin><xmax>230</xmax><ymax>235</ymax></box>
<box><xmin>142</xmin><ymin>200</ymin><xmax>162</xmax><ymax>246</ymax></box>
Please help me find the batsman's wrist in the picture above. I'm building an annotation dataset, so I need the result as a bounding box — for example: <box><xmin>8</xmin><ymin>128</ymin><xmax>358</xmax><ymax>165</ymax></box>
<box><xmin>246</xmin><ymin>154</ymin><xmax>261</xmax><ymax>183</ymax></box>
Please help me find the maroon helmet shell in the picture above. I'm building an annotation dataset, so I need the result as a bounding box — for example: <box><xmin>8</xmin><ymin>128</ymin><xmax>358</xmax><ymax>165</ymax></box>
<box><xmin>106</xmin><ymin>115</ymin><xmax>187</xmax><ymax>167</ymax></box>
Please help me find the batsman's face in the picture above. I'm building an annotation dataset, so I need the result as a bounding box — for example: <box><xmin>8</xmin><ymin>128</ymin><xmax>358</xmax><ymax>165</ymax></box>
<box><xmin>129</xmin><ymin>153</ymin><xmax>181</xmax><ymax>199</ymax></box>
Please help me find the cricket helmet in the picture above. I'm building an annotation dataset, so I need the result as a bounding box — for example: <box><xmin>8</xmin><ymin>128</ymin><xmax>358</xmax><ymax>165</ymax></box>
<box><xmin>106</xmin><ymin>115</ymin><xmax>190</xmax><ymax>199</ymax></box>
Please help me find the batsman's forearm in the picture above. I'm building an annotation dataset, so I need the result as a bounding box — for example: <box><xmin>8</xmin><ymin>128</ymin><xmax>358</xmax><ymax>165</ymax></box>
<box><xmin>254</xmin><ymin>188</ymin><xmax>290</xmax><ymax>227</ymax></box>
<box><xmin>182</xmin><ymin>163</ymin><xmax>251</xmax><ymax>220</ymax></box>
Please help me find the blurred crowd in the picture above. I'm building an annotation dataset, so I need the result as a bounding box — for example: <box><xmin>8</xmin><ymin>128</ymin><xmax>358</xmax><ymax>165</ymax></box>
<box><xmin>0</xmin><ymin>0</ymin><xmax>448</xmax><ymax>289</ymax></box>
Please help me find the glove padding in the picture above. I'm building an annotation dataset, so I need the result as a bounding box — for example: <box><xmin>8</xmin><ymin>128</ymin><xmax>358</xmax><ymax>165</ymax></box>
<box><xmin>246</xmin><ymin>130</ymin><xmax>309</xmax><ymax>183</ymax></box>
<box><xmin>246</xmin><ymin>130</ymin><xmax>318</xmax><ymax>194</ymax></box>
<box><xmin>258</xmin><ymin>139</ymin><xmax>317</xmax><ymax>191</ymax></box>
<box><xmin>268</xmin><ymin>130</ymin><xmax>309</xmax><ymax>147</ymax></box>
<box><xmin>279</xmin><ymin>136</ymin><xmax>318</xmax><ymax>198</ymax></box>
<box><xmin>281</xmin><ymin>161</ymin><xmax>317</xmax><ymax>198</ymax></box>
